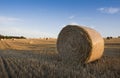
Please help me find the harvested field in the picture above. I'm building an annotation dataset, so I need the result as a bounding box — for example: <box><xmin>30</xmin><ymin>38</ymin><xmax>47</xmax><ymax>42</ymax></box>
<box><xmin>0</xmin><ymin>38</ymin><xmax>120</xmax><ymax>78</ymax></box>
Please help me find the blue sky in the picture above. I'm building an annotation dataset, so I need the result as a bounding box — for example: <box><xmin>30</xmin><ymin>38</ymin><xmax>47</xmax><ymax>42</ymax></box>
<box><xmin>0</xmin><ymin>0</ymin><xmax>120</xmax><ymax>38</ymax></box>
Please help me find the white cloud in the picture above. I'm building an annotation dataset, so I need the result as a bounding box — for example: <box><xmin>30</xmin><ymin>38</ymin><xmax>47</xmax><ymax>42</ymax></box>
<box><xmin>0</xmin><ymin>27</ymin><xmax>55</xmax><ymax>38</ymax></box>
<box><xmin>69</xmin><ymin>15</ymin><xmax>75</xmax><ymax>19</ymax></box>
<box><xmin>0</xmin><ymin>16</ymin><xmax>23</xmax><ymax>23</ymax></box>
<box><xmin>97</xmin><ymin>7</ymin><xmax>120</xmax><ymax>14</ymax></box>
<box><xmin>0</xmin><ymin>16</ymin><xmax>57</xmax><ymax>38</ymax></box>
<box><xmin>69</xmin><ymin>22</ymin><xmax>79</xmax><ymax>25</ymax></box>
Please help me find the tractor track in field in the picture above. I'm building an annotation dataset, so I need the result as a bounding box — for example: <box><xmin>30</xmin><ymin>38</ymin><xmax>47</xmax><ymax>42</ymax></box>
<box><xmin>0</xmin><ymin>41</ymin><xmax>11</xmax><ymax>49</ymax></box>
<box><xmin>0</xmin><ymin>56</ymin><xmax>12</xmax><ymax>78</ymax></box>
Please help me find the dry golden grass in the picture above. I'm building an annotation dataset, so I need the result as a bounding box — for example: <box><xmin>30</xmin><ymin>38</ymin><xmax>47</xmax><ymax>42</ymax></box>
<box><xmin>0</xmin><ymin>38</ymin><xmax>119</xmax><ymax>78</ymax></box>
<box><xmin>0</xmin><ymin>39</ymin><xmax>56</xmax><ymax>51</ymax></box>
<box><xmin>104</xmin><ymin>38</ymin><xmax>120</xmax><ymax>57</ymax></box>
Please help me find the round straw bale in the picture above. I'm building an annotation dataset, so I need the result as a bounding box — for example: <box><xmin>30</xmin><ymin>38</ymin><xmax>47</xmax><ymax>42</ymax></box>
<box><xmin>29</xmin><ymin>41</ymin><xmax>33</xmax><ymax>44</ymax></box>
<box><xmin>57</xmin><ymin>25</ymin><xmax>104</xmax><ymax>64</ymax></box>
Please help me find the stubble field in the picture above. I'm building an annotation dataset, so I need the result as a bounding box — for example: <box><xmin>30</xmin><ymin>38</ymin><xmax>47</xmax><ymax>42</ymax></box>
<box><xmin>0</xmin><ymin>38</ymin><xmax>120</xmax><ymax>78</ymax></box>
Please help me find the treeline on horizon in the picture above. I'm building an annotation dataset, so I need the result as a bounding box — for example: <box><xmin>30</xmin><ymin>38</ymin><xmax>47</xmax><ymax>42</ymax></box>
<box><xmin>0</xmin><ymin>34</ymin><xmax>26</xmax><ymax>39</ymax></box>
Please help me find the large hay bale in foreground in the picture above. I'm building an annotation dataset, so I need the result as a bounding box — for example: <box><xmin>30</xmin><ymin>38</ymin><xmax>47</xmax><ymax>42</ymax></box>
<box><xmin>57</xmin><ymin>25</ymin><xmax>104</xmax><ymax>64</ymax></box>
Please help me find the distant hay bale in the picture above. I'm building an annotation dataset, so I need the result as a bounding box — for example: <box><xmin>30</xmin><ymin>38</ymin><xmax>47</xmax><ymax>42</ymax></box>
<box><xmin>29</xmin><ymin>40</ymin><xmax>33</xmax><ymax>44</ymax></box>
<box><xmin>1</xmin><ymin>39</ymin><xmax>4</xmax><ymax>41</ymax></box>
<box><xmin>57</xmin><ymin>25</ymin><xmax>104</xmax><ymax>64</ymax></box>
<box><xmin>12</xmin><ymin>38</ymin><xmax>15</xmax><ymax>41</ymax></box>
<box><xmin>46</xmin><ymin>38</ymin><xmax>49</xmax><ymax>40</ymax></box>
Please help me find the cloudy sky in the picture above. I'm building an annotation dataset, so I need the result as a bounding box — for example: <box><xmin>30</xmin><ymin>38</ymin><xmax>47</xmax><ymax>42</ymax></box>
<box><xmin>0</xmin><ymin>0</ymin><xmax>120</xmax><ymax>38</ymax></box>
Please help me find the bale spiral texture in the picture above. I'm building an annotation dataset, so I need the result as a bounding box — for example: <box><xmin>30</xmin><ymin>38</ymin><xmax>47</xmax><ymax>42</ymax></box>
<box><xmin>57</xmin><ymin>25</ymin><xmax>104</xmax><ymax>64</ymax></box>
